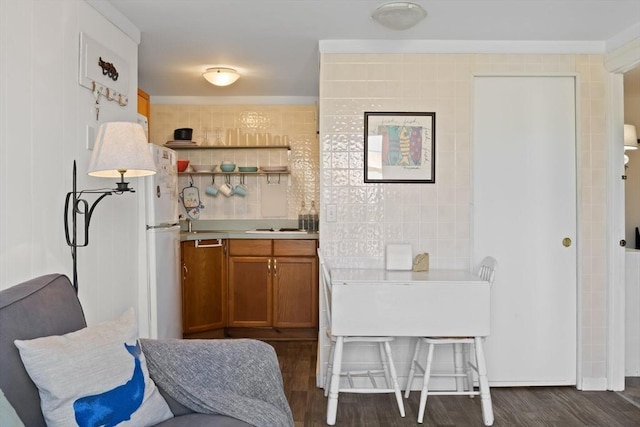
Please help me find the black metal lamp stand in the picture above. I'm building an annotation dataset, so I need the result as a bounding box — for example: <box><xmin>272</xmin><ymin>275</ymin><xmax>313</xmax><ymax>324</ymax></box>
<box><xmin>63</xmin><ymin>161</ymin><xmax>134</xmax><ymax>292</ymax></box>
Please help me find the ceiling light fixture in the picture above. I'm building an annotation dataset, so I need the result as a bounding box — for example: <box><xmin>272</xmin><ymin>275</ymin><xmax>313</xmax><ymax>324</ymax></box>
<box><xmin>203</xmin><ymin>67</ymin><xmax>240</xmax><ymax>86</ymax></box>
<box><xmin>371</xmin><ymin>2</ymin><xmax>427</xmax><ymax>31</ymax></box>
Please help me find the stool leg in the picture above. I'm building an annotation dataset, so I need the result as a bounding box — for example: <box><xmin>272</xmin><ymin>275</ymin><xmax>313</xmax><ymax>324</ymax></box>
<box><xmin>474</xmin><ymin>337</ymin><xmax>494</xmax><ymax>426</ymax></box>
<box><xmin>417</xmin><ymin>342</ymin><xmax>435</xmax><ymax>424</ymax></box>
<box><xmin>454</xmin><ymin>342</ymin><xmax>465</xmax><ymax>392</ymax></box>
<box><xmin>379</xmin><ymin>342</ymin><xmax>392</xmax><ymax>388</ymax></box>
<box><xmin>324</xmin><ymin>341</ymin><xmax>336</xmax><ymax>397</ymax></box>
<box><xmin>404</xmin><ymin>338</ymin><xmax>422</xmax><ymax>398</ymax></box>
<box><xmin>465</xmin><ymin>342</ymin><xmax>475</xmax><ymax>397</ymax></box>
<box><xmin>326</xmin><ymin>337</ymin><xmax>344</xmax><ymax>425</ymax></box>
<box><xmin>383</xmin><ymin>341</ymin><xmax>405</xmax><ymax>417</ymax></box>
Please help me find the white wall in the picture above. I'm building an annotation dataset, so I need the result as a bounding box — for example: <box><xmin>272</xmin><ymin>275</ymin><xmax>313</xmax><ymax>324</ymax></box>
<box><xmin>626</xmin><ymin>249</ymin><xmax>640</xmax><ymax>375</ymax></box>
<box><xmin>624</xmin><ymin>75</ymin><xmax>640</xmax><ymax>247</ymax></box>
<box><xmin>0</xmin><ymin>0</ymin><xmax>142</xmax><ymax>325</ymax></box>
<box><xmin>318</xmin><ymin>52</ymin><xmax>609</xmax><ymax>387</ymax></box>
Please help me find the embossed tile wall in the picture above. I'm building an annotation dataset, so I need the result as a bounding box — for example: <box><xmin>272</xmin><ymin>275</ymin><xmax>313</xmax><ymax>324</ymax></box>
<box><xmin>319</xmin><ymin>53</ymin><xmax>608</xmax><ymax>384</ymax></box>
<box><xmin>149</xmin><ymin>105</ymin><xmax>318</xmax><ymax>219</ymax></box>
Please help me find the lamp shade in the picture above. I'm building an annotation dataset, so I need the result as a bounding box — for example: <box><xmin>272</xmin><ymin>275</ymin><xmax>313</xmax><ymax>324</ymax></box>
<box><xmin>624</xmin><ymin>124</ymin><xmax>638</xmax><ymax>150</ymax></box>
<box><xmin>203</xmin><ymin>68</ymin><xmax>240</xmax><ymax>86</ymax></box>
<box><xmin>87</xmin><ymin>122</ymin><xmax>156</xmax><ymax>178</ymax></box>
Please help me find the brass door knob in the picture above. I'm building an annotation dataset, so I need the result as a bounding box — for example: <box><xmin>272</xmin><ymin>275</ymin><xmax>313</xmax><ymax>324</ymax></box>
<box><xmin>562</xmin><ymin>237</ymin><xmax>572</xmax><ymax>247</ymax></box>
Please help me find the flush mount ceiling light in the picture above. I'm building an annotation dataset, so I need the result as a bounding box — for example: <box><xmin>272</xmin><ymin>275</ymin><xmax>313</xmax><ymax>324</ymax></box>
<box><xmin>371</xmin><ymin>2</ymin><xmax>427</xmax><ymax>30</ymax></box>
<box><xmin>203</xmin><ymin>67</ymin><xmax>240</xmax><ymax>86</ymax></box>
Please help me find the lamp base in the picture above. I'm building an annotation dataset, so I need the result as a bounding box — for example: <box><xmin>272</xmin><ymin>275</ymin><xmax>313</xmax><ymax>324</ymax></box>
<box><xmin>115</xmin><ymin>180</ymin><xmax>131</xmax><ymax>192</ymax></box>
<box><xmin>115</xmin><ymin>169</ymin><xmax>134</xmax><ymax>193</ymax></box>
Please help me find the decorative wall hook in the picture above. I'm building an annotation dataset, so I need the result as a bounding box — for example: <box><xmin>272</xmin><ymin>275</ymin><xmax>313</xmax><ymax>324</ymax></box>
<box><xmin>98</xmin><ymin>56</ymin><xmax>119</xmax><ymax>81</ymax></box>
<box><xmin>88</xmin><ymin>80</ymin><xmax>128</xmax><ymax>118</ymax></box>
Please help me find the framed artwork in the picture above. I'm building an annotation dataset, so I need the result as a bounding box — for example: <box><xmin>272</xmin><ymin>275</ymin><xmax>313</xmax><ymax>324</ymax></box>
<box><xmin>364</xmin><ymin>112</ymin><xmax>436</xmax><ymax>183</ymax></box>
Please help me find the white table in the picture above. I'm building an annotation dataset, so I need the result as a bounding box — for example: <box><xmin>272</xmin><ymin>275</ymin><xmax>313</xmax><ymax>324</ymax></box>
<box><xmin>326</xmin><ymin>268</ymin><xmax>491</xmax><ymax>424</ymax></box>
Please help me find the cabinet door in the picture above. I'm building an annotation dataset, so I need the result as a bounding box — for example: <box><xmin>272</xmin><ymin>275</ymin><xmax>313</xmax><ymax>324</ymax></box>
<box><xmin>137</xmin><ymin>88</ymin><xmax>150</xmax><ymax>139</ymax></box>
<box><xmin>181</xmin><ymin>241</ymin><xmax>226</xmax><ymax>334</ymax></box>
<box><xmin>273</xmin><ymin>256</ymin><xmax>318</xmax><ymax>328</ymax></box>
<box><xmin>228</xmin><ymin>256</ymin><xmax>272</xmax><ymax>327</ymax></box>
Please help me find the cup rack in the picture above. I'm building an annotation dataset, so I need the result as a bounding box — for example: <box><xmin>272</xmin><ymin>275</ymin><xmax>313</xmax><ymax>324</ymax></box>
<box><xmin>165</xmin><ymin>144</ymin><xmax>291</xmax><ymax>150</ymax></box>
<box><xmin>178</xmin><ymin>170</ymin><xmax>289</xmax><ymax>176</ymax></box>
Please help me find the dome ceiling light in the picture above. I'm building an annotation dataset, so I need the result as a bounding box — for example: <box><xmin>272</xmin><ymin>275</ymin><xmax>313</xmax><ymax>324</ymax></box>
<box><xmin>203</xmin><ymin>67</ymin><xmax>240</xmax><ymax>86</ymax></box>
<box><xmin>371</xmin><ymin>2</ymin><xmax>427</xmax><ymax>31</ymax></box>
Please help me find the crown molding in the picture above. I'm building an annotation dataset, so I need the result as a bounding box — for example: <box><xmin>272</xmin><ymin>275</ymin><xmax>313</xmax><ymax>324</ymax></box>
<box><xmin>319</xmin><ymin>40</ymin><xmax>605</xmax><ymax>54</ymax></box>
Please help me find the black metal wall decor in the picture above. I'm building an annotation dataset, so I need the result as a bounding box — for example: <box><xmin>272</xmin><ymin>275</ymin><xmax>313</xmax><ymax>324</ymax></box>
<box><xmin>98</xmin><ymin>57</ymin><xmax>119</xmax><ymax>81</ymax></box>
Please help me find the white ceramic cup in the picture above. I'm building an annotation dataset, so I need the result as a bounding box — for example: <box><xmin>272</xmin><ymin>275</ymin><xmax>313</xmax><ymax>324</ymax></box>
<box><xmin>219</xmin><ymin>182</ymin><xmax>234</xmax><ymax>197</ymax></box>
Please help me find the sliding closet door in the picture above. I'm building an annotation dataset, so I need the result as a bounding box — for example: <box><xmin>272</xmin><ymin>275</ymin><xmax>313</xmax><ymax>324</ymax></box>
<box><xmin>473</xmin><ymin>76</ymin><xmax>577</xmax><ymax>385</ymax></box>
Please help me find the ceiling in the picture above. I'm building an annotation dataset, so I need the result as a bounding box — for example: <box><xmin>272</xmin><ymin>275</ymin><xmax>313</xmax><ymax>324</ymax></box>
<box><xmin>105</xmin><ymin>0</ymin><xmax>640</xmax><ymax>98</ymax></box>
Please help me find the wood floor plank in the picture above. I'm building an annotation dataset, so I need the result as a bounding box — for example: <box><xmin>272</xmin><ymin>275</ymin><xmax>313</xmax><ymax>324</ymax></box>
<box><xmin>268</xmin><ymin>340</ymin><xmax>640</xmax><ymax>426</ymax></box>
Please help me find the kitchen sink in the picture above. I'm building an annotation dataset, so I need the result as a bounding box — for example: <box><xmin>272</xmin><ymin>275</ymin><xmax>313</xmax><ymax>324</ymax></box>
<box><xmin>181</xmin><ymin>230</ymin><xmax>229</xmax><ymax>235</ymax></box>
<box><xmin>246</xmin><ymin>228</ymin><xmax>309</xmax><ymax>234</ymax></box>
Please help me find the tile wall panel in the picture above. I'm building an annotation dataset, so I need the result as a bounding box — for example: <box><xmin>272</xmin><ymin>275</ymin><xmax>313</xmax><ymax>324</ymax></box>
<box><xmin>319</xmin><ymin>52</ymin><xmax>608</xmax><ymax>384</ymax></box>
<box><xmin>150</xmin><ymin>105</ymin><xmax>318</xmax><ymax>220</ymax></box>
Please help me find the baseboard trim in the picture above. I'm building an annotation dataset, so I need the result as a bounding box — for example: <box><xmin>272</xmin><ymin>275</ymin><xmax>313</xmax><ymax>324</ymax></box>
<box><xmin>580</xmin><ymin>377</ymin><xmax>608</xmax><ymax>391</ymax></box>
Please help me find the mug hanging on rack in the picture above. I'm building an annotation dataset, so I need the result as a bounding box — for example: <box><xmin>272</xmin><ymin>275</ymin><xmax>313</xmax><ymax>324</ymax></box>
<box><xmin>219</xmin><ymin>175</ymin><xmax>234</xmax><ymax>197</ymax></box>
<box><xmin>206</xmin><ymin>175</ymin><xmax>219</xmax><ymax>197</ymax></box>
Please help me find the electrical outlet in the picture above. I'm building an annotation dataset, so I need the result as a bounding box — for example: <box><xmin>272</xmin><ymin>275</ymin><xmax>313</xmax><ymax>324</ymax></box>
<box><xmin>86</xmin><ymin>125</ymin><xmax>95</xmax><ymax>150</ymax></box>
<box><xmin>326</xmin><ymin>204</ymin><xmax>337</xmax><ymax>222</ymax></box>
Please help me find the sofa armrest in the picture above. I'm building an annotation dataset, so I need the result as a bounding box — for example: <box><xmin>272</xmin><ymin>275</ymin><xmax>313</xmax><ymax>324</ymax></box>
<box><xmin>140</xmin><ymin>339</ymin><xmax>293</xmax><ymax>427</ymax></box>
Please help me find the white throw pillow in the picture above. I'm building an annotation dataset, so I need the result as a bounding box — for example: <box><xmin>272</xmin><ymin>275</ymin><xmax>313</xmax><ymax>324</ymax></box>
<box><xmin>0</xmin><ymin>388</ymin><xmax>25</xmax><ymax>427</ymax></box>
<box><xmin>14</xmin><ymin>308</ymin><xmax>173</xmax><ymax>427</ymax></box>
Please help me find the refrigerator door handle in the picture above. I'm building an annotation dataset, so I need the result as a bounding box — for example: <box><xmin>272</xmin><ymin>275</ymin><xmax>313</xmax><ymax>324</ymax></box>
<box><xmin>147</xmin><ymin>223</ymin><xmax>180</xmax><ymax>230</ymax></box>
<box><xmin>195</xmin><ymin>239</ymin><xmax>223</xmax><ymax>248</ymax></box>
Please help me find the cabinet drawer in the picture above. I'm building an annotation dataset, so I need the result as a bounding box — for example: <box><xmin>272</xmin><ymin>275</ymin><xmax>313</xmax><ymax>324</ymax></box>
<box><xmin>273</xmin><ymin>239</ymin><xmax>317</xmax><ymax>256</ymax></box>
<box><xmin>229</xmin><ymin>239</ymin><xmax>272</xmax><ymax>256</ymax></box>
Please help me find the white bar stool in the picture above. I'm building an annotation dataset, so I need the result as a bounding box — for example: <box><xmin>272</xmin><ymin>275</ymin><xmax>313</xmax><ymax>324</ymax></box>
<box><xmin>404</xmin><ymin>256</ymin><xmax>497</xmax><ymax>426</ymax></box>
<box><xmin>319</xmin><ymin>249</ymin><xmax>405</xmax><ymax>425</ymax></box>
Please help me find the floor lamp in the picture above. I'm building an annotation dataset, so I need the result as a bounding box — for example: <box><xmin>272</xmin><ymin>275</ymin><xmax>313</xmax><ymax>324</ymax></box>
<box><xmin>64</xmin><ymin>122</ymin><xmax>156</xmax><ymax>292</ymax></box>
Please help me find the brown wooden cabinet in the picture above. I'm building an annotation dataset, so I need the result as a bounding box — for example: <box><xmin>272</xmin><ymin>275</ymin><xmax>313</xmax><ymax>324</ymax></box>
<box><xmin>227</xmin><ymin>239</ymin><xmax>318</xmax><ymax>338</ymax></box>
<box><xmin>228</xmin><ymin>255</ymin><xmax>272</xmax><ymax>327</ymax></box>
<box><xmin>137</xmin><ymin>88</ymin><xmax>150</xmax><ymax>139</ymax></box>
<box><xmin>181</xmin><ymin>239</ymin><xmax>226</xmax><ymax>337</ymax></box>
<box><xmin>272</xmin><ymin>240</ymin><xmax>318</xmax><ymax>328</ymax></box>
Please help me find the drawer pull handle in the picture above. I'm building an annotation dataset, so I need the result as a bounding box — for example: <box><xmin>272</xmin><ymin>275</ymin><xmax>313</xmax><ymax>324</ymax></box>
<box><xmin>195</xmin><ymin>239</ymin><xmax>222</xmax><ymax>248</ymax></box>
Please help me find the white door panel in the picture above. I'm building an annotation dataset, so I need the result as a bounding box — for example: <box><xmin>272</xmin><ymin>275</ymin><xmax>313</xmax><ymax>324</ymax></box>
<box><xmin>473</xmin><ymin>76</ymin><xmax>577</xmax><ymax>385</ymax></box>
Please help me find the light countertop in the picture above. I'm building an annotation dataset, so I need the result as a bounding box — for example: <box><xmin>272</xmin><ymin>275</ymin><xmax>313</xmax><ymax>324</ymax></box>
<box><xmin>179</xmin><ymin>219</ymin><xmax>318</xmax><ymax>241</ymax></box>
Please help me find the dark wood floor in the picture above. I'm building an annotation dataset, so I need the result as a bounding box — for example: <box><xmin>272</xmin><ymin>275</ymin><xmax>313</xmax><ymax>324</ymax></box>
<box><xmin>618</xmin><ymin>377</ymin><xmax>640</xmax><ymax>407</ymax></box>
<box><xmin>268</xmin><ymin>340</ymin><xmax>640</xmax><ymax>427</ymax></box>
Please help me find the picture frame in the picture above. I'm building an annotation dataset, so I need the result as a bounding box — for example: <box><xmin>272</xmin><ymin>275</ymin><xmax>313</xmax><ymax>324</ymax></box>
<box><xmin>364</xmin><ymin>112</ymin><xmax>436</xmax><ymax>183</ymax></box>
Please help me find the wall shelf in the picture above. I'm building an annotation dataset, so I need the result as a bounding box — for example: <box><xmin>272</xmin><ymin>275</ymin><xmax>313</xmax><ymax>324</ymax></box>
<box><xmin>179</xmin><ymin>170</ymin><xmax>289</xmax><ymax>176</ymax></box>
<box><xmin>166</xmin><ymin>143</ymin><xmax>290</xmax><ymax>150</ymax></box>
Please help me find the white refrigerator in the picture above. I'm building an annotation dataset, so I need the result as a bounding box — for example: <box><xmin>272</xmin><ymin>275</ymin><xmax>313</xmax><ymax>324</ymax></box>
<box><xmin>144</xmin><ymin>144</ymin><xmax>182</xmax><ymax>339</ymax></box>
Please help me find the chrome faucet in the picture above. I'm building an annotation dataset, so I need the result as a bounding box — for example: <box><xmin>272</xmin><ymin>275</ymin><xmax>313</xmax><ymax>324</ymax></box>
<box><xmin>186</xmin><ymin>218</ymin><xmax>192</xmax><ymax>232</ymax></box>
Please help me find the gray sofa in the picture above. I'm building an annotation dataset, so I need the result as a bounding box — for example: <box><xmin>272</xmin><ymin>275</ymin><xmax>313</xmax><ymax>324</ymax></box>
<box><xmin>0</xmin><ymin>274</ymin><xmax>293</xmax><ymax>427</ymax></box>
